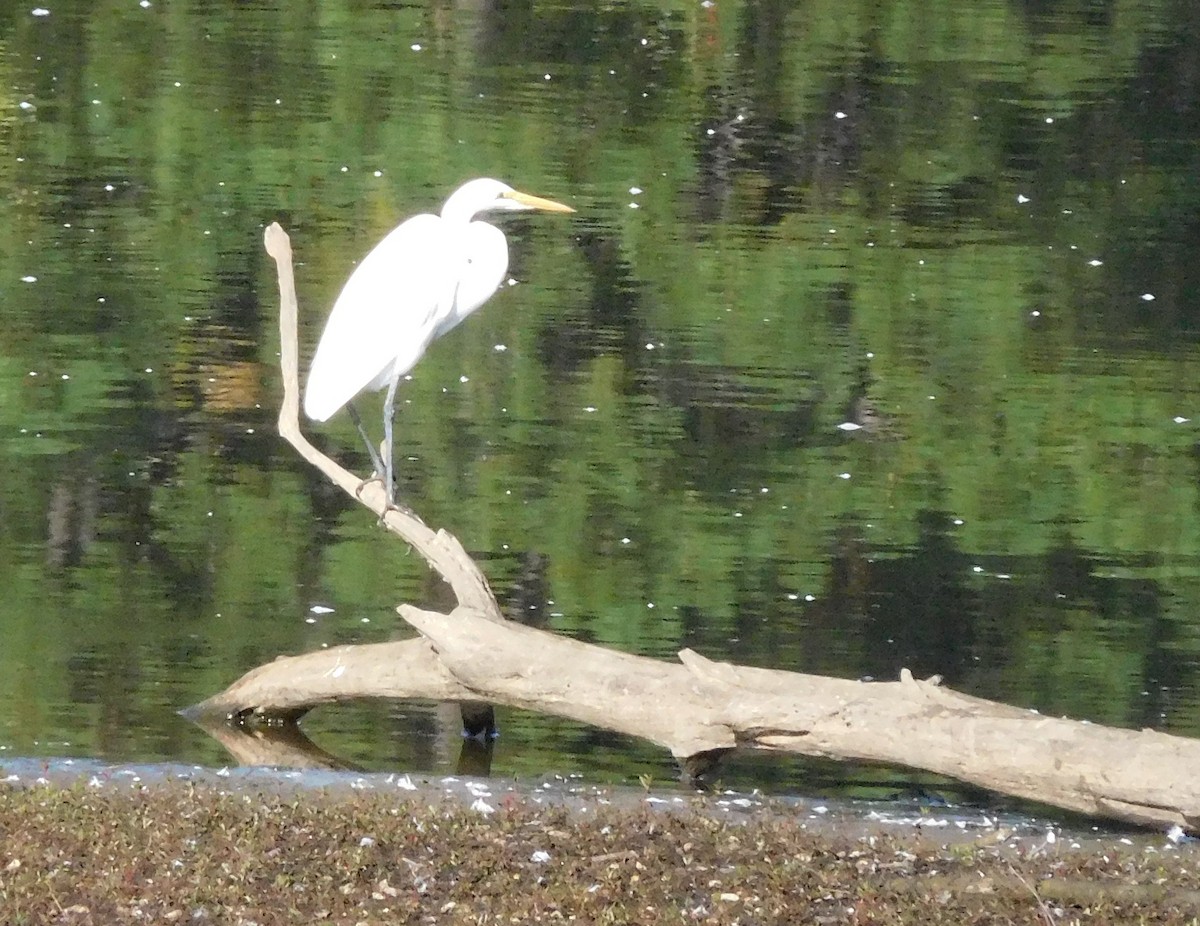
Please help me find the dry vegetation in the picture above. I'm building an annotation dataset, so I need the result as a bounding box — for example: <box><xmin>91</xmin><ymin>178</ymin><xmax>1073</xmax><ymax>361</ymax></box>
<box><xmin>1</xmin><ymin>779</ymin><xmax>1198</xmax><ymax>925</ymax></box>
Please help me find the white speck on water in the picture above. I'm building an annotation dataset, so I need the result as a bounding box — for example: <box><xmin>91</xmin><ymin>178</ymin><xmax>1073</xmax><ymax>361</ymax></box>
<box><xmin>1030</xmin><ymin>310</ymin><xmax>1041</xmax><ymax>317</ymax></box>
<box><xmin>104</xmin><ymin>183</ymin><xmax>114</xmax><ymax>191</ymax></box>
<box><xmin>629</xmin><ymin>186</ymin><xmax>642</xmax><ymax>195</ymax></box>
<box><xmin>629</xmin><ymin>202</ymin><xmax>639</xmax><ymax>209</ymax></box>
<box><xmin>61</xmin><ymin>373</ymin><xmax>69</xmax><ymax>380</ymax></box>
<box><xmin>972</xmin><ymin>565</ymin><xmax>984</xmax><ymax>573</ymax></box>
<box><xmin>373</xmin><ymin>170</ymin><xmax>382</xmax><ymax>177</ymax></box>
<box><xmin>835</xmin><ymin>110</ymin><xmax>847</xmax><ymax>119</ymax></box>
<box><xmin>20</xmin><ymin>275</ymin><xmax>36</xmax><ymax>283</ymax></box>
<box><xmin>621</xmin><ymin>537</ymin><xmax>631</xmax><ymax>545</ymax></box>
<box><xmin>32</xmin><ymin>7</ymin><xmax>50</xmax><ymax>16</ymax></box>
<box><xmin>837</xmin><ymin>472</ymin><xmax>851</xmax><ymax>480</ymax></box>
<box><xmin>18</xmin><ymin>101</ymin><xmax>34</xmax><ymax>111</ymax></box>
<box><xmin>706</xmin><ymin>128</ymin><xmax>715</xmax><ymax>136</ymax></box>
<box><xmin>1173</xmin><ymin>416</ymin><xmax>1190</xmax><ymax>424</ymax></box>
<box><xmin>805</xmin><ymin>594</ymin><xmax>816</xmax><ymax>602</ymax></box>
<box><xmin>411</xmin><ymin>43</ymin><xmax>422</xmax><ymax>51</ymax></box>
<box><xmin>583</xmin><ymin>406</ymin><xmax>597</xmax><ymax>413</ymax></box>
<box><xmin>1088</xmin><ymin>259</ymin><xmax>1103</xmax><ymax>266</ymax></box>
<box><xmin>340</xmin><ymin>165</ymin><xmax>348</xmax><ymax>173</ymax></box>
<box><xmin>543</xmin><ymin>73</ymin><xmax>552</xmax><ymax>80</ymax></box>
<box><xmin>140</xmin><ymin>0</ymin><xmax>151</xmax><ymax>6</ymax></box>
<box><xmin>1017</xmin><ymin>194</ymin><xmax>1031</xmax><ymax>204</ymax></box>
<box><xmin>1141</xmin><ymin>293</ymin><xmax>1155</xmax><ymax>301</ymax></box>
<box><xmin>837</xmin><ymin>422</ymin><xmax>862</xmax><ymax>432</ymax></box>
<box><xmin>786</xmin><ymin>593</ymin><xmax>798</xmax><ymax>601</ymax></box>
<box><xmin>310</xmin><ymin>605</ymin><xmax>334</xmax><ymax>615</ymax></box>
<box><xmin>459</xmin><ymin>375</ymin><xmax>469</xmax><ymax>383</ymax></box>
<box><xmin>953</xmin><ymin>518</ymin><xmax>964</xmax><ymax>526</ymax></box>
<box><xmin>493</xmin><ymin>343</ymin><xmax>507</xmax><ymax>352</ymax></box>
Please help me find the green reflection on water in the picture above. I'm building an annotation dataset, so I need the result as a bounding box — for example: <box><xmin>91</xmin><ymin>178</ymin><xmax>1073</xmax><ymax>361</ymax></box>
<box><xmin>1</xmin><ymin>0</ymin><xmax>1199</xmax><ymax>790</ymax></box>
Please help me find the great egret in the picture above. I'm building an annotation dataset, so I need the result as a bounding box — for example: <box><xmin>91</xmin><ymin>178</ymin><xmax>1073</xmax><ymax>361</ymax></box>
<box><xmin>303</xmin><ymin>177</ymin><xmax>574</xmax><ymax>506</ymax></box>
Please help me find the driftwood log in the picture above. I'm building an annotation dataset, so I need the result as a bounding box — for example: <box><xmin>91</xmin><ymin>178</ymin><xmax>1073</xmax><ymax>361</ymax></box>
<box><xmin>190</xmin><ymin>223</ymin><xmax>1200</xmax><ymax>833</ymax></box>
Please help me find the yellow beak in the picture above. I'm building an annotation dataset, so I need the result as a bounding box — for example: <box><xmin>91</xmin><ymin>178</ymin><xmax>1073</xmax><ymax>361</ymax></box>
<box><xmin>504</xmin><ymin>190</ymin><xmax>576</xmax><ymax>213</ymax></box>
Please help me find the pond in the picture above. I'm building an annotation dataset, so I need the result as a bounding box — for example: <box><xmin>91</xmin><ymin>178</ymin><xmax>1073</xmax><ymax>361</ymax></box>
<box><xmin>2</xmin><ymin>0</ymin><xmax>1199</xmax><ymax>800</ymax></box>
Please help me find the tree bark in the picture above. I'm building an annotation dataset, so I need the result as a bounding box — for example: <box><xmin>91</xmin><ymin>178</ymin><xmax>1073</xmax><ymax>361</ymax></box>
<box><xmin>190</xmin><ymin>224</ymin><xmax>1200</xmax><ymax>833</ymax></box>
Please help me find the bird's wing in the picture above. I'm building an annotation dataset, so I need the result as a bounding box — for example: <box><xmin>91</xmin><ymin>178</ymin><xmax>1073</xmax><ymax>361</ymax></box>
<box><xmin>304</xmin><ymin>214</ymin><xmax>459</xmax><ymax>422</ymax></box>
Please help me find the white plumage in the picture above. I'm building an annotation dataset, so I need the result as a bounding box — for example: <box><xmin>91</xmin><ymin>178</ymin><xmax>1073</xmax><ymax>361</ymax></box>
<box><xmin>303</xmin><ymin>177</ymin><xmax>574</xmax><ymax>504</ymax></box>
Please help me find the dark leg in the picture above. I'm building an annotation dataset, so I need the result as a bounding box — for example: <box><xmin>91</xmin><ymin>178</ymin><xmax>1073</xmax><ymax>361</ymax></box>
<box><xmin>346</xmin><ymin>401</ymin><xmax>386</xmax><ymax>478</ymax></box>
<box><xmin>381</xmin><ymin>374</ymin><xmax>401</xmax><ymax>506</ymax></box>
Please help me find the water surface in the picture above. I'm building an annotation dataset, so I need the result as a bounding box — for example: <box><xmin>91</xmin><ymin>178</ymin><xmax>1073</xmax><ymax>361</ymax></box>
<box><xmin>2</xmin><ymin>0</ymin><xmax>1199</xmax><ymax>798</ymax></box>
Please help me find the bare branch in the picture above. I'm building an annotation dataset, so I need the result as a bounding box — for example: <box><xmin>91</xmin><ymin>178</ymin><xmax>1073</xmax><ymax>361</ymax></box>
<box><xmin>263</xmin><ymin>223</ymin><xmax>498</xmax><ymax>616</ymax></box>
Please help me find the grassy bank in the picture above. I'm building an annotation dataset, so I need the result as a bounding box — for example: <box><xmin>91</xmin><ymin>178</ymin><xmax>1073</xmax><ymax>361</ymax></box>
<box><xmin>1</xmin><ymin>781</ymin><xmax>1197</xmax><ymax>924</ymax></box>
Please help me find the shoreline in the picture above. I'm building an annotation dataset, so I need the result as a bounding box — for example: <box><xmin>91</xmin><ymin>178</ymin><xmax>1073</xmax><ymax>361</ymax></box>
<box><xmin>2</xmin><ymin>762</ymin><xmax>1197</xmax><ymax>924</ymax></box>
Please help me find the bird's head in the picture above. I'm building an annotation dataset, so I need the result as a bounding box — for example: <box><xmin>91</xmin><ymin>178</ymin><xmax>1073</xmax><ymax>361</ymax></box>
<box><xmin>442</xmin><ymin>177</ymin><xmax>575</xmax><ymax>223</ymax></box>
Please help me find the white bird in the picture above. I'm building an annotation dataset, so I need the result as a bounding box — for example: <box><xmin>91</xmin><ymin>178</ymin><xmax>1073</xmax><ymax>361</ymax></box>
<box><xmin>304</xmin><ymin>177</ymin><xmax>574</xmax><ymax>506</ymax></box>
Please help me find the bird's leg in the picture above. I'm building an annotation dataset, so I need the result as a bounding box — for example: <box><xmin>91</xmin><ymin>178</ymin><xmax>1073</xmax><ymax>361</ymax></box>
<box><xmin>381</xmin><ymin>374</ymin><xmax>402</xmax><ymax>508</ymax></box>
<box><xmin>346</xmin><ymin>401</ymin><xmax>387</xmax><ymax>479</ymax></box>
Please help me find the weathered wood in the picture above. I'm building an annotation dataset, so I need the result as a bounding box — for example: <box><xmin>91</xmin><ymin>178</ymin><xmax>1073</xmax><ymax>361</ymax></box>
<box><xmin>191</xmin><ymin>224</ymin><xmax>1200</xmax><ymax>833</ymax></box>
<box><xmin>199</xmin><ymin>598</ymin><xmax>1200</xmax><ymax>830</ymax></box>
<box><xmin>264</xmin><ymin>224</ymin><xmax>499</xmax><ymax>618</ymax></box>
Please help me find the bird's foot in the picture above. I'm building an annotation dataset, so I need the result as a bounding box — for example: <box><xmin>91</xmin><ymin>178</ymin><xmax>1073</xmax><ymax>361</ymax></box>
<box><xmin>376</xmin><ymin>498</ymin><xmax>422</xmax><ymax>526</ymax></box>
<box><xmin>352</xmin><ymin>476</ymin><xmax>424</xmax><ymax>525</ymax></box>
<box><xmin>354</xmin><ymin>474</ymin><xmax>387</xmax><ymax>501</ymax></box>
